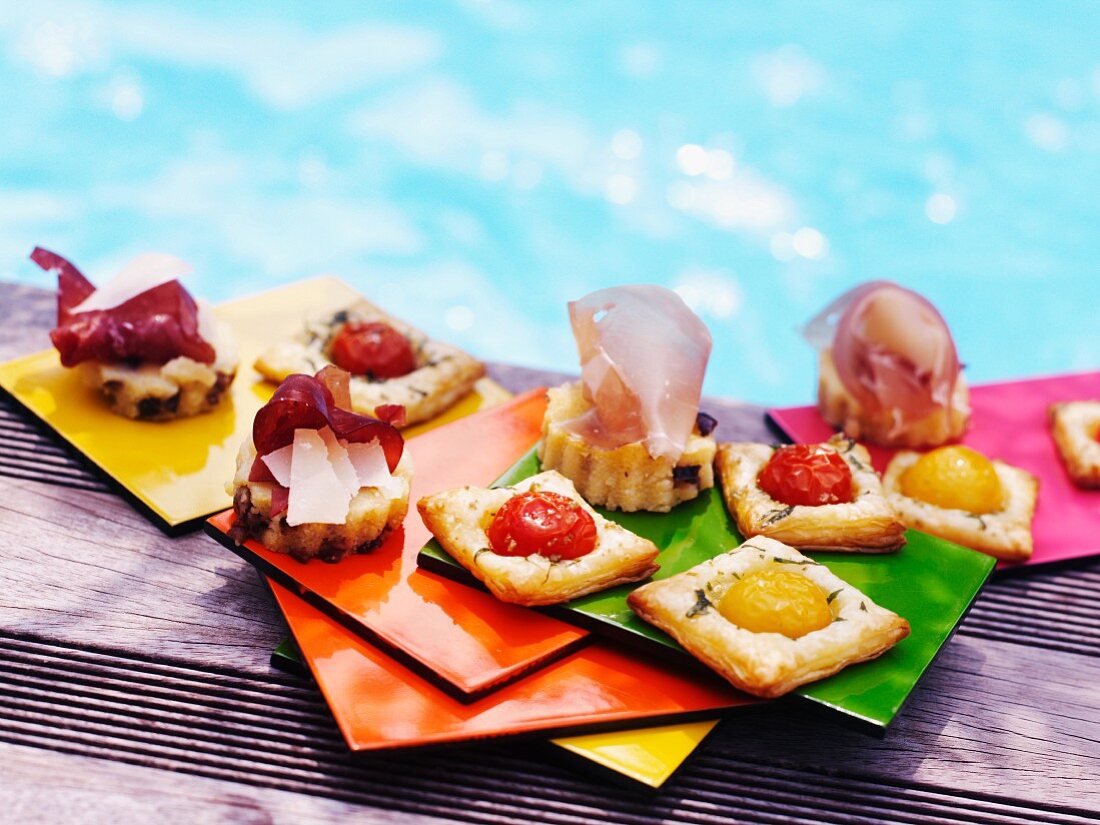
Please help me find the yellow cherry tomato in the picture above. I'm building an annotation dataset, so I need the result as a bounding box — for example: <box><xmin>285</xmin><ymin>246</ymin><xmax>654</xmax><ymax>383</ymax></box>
<box><xmin>718</xmin><ymin>568</ymin><xmax>832</xmax><ymax>639</ymax></box>
<box><xmin>900</xmin><ymin>445</ymin><xmax>1004</xmax><ymax>514</ymax></box>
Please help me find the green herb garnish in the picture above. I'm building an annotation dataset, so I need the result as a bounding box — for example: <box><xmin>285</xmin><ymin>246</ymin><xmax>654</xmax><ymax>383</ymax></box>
<box><xmin>686</xmin><ymin>589</ymin><xmax>712</xmax><ymax>618</ymax></box>
<box><xmin>826</xmin><ymin>588</ymin><xmax>842</xmax><ymax>604</ymax></box>
<box><xmin>762</xmin><ymin>505</ymin><xmax>795</xmax><ymax>526</ymax></box>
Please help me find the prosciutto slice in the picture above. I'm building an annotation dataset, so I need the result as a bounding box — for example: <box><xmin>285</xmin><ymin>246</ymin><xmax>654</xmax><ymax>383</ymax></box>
<box><xmin>251</xmin><ymin>371</ymin><xmax>404</xmax><ymax>472</ymax></box>
<box><xmin>248</xmin><ymin>369</ymin><xmax>405</xmax><ymax>524</ymax></box>
<box><xmin>802</xmin><ymin>281</ymin><xmax>961</xmax><ymax>429</ymax></box>
<box><xmin>567</xmin><ymin>285</ymin><xmax>712</xmax><ymax>461</ymax></box>
<box><xmin>33</xmin><ymin>247</ymin><xmax>216</xmax><ymax>367</ymax></box>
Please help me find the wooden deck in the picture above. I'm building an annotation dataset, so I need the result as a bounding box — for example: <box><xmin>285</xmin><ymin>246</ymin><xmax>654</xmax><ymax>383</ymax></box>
<box><xmin>1</xmin><ymin>281</ymin><xmax>1097</xmax><ymax>824</ymax></box>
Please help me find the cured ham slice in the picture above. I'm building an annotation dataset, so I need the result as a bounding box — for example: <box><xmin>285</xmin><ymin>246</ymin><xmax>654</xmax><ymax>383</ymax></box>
<box><xmin>567</xmin><ymin>285</ymin><xmax>712</xmax><ymax>461</ymax></box>
<box><xmin>802</xmin><ymin>281</ymin><xmax>961</xmax><ymax>430</ymax></box>
<box><xmin>247</xmin><ymin>369</ymin><xmax>405</xmax><ymax>526</ymax></box>
<box><xmin>33</xmin><ymin>247</ymin><xmax>216</xmax><ymax>367</ymax></box>
<box><xmin>251</xmin><ymin>372</ymin><xmax>404</xmax><ymax>472</ymax></box>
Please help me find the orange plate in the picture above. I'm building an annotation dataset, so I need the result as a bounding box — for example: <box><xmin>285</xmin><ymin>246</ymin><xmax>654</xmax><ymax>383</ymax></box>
<box><xmin>206</xmin><ymin>390</ymin><xmax>591</xmax><ymax>698</ymax></box>
<box><xmin>269</xmin><ymin>580</ymin><xmax>753</xmax><ymax>751</ymax></box>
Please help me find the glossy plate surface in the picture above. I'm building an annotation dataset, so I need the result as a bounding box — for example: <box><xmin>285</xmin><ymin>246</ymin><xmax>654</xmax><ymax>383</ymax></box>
<box><xmin>269</xmin><ymin>634</ymin><xmax>718</xmax><ymax>788</ymax></box>
<box><xmin>768</xmin><ymin>371</ymin><xmax>1100</xmax><ymax>569</ymax></box>
<box><xmin>0</xmin><ymin>276</ymin><xmax>503</xmax><ymax>532</ymax></box>
<box><xmin>208</xmin><ymin>391</ymin><xmax>592</xmax><ymax>698</ymax></box>
<box><xmin>420</xmin><ymin>451</ymin><xmax>995</xmax><ymax>728</ymax></box>
<box><xmin>268</xmin><ymin>580</ymin><xmax>751</xmax><ymax>752</ymax></box>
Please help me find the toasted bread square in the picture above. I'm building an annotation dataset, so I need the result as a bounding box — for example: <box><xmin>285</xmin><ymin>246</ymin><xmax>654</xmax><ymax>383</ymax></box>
<box><xmin>228</xmin><ymin>439</ymin><xmax>411</xmax><ymax>563</ymax></box>
<box><xmin>627</xmin><ymin>536</ymin><xmax>909</xmax><ymax>698</ymax></box>
<box><xmin>417</xmin><ymin>470</ymin><xmax>660</xmax><ymax>606</ymax></box>
<box><xmin>818</xmin><ymin>350</ymin><xmax>970</xmax><ymax>448</ymax></box>
<box><xmin>716</xmin><ymin>435</ymin><xmax>906</xmax><ymax>553</ymax></box>
<box><xmin>538</xmin><ymin>381</ymin><xmax>716</xmax><ymax>513</ymax></box>
<box><xmin>1049</xmin><ymin>401</ymin><xmax>1100</xmax><ymax>488</ymax></box>
<box><xmin>882</xmin><ymin>451</ymin><xmax>1037</xmax><ymax>562</ymax></box>
<box><xmin>255</xmin><ymin>299</ymin><xmax>485</xmax><ymax>426</ymax></box>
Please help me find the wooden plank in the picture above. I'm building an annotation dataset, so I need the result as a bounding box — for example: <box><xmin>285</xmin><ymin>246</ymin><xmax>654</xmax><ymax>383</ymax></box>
<box><xmin>2</xmin><ymin>741</ymin><xmax>444</xmax><ymax>825</ymax></box>
<box><xmin>0</xmin><ymin>633</ymin><xmax>1096</xmax><ymax>823</ymax></box>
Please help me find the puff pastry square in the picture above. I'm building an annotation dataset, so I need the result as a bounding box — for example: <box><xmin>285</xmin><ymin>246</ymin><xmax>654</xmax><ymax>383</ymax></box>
<box><xmin>627</xmin><ymin>536</ymin><xmax>909</xmax><ymax>698</ymax></box>
<box><xmin>255</xmin><ymin>299</ymin><xmax>485</xmax><ymax>426</ymax></box>
<box><xmin>417</xmin><ymin>470</ymin><xmax>660</xmax><ymax>606</ymax></box>
<box><xmin>882</xmin><ymin>452</ymin><xmax>1037</xmax><ymax>561</ymax></box>
<box><xmin>716</xmin><ymin>436</ymin><xmax>906</xmax><ymax>553</ymax></box>
<box><xmin>1049</xmin><ymin>401</ymin><xmax>1100</xmax><ymax>488</ymax></box>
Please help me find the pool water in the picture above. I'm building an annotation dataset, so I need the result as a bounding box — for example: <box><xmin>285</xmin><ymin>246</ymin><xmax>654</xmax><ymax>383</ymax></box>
<box><xmin>3</xmin><ymin>1</ymin><xmax>1099</xmax><ymax>405</ymax></box>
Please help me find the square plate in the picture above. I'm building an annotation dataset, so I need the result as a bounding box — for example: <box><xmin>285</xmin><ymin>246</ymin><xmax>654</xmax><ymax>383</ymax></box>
<box><xmin>206</xmin><ymin>390</ymin><xmax>593</xmax><ymax>699</ymax></box>
<box><xmin>269</xmin><ymin>635</ymin><xmax>720</xmax><ymax>788</ymax></box>
<box><xmin>768</xmin><ymin>371</ymin><xmax>1100</xmax><ymax>569</ymax></box>
<box><xmin>0</xmin><ymin>276</ymin><xmax>504</xmax><ymax>533</ymax></box>
<box><xmin>420</xmin><ymin>450</ymin><xmax>996</xmax><ymax>729</ymax></box>
<box><xmin>267</xmin><ymin>580</ymin><xmax>751</xmax><ymax>752</ymax></box>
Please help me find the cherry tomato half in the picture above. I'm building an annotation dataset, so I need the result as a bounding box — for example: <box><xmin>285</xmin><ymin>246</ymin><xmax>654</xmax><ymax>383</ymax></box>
<box><xmin>330</xmin><ymin>321</ymin><xmax>417</xmax><ymax>379</ymax></box>
<box><xmin>757</xmin><ymin>444</ymin><xmax>854</xmax><ymax>507</ymax></box>
<box><xmin>487</xmin><ymin>491</ymin><xmax>598</xmax><ymax>561</ymax></box>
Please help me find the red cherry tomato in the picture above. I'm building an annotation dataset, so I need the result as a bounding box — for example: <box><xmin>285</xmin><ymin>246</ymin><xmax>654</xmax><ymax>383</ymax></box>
<box><xmin>757</xmin><ymin>444</ymin><xmax>854</xmax><ymax>507</ymax></box>
<box><xmin>330</xmin><ymin>321</ymin><xmax>417</xmax><ymax>379</ymax></box>
<box><xmin>487</xmin><ymin>491</ymin><xmax>599</xmax><ymax>560</ymax></box>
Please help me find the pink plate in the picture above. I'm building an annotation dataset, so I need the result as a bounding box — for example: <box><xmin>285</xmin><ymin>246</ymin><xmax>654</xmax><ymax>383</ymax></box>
<box><xmin>768</xmin><ymin>371</ymin><xmax>1100</xmax><ymax>569</ymax></box>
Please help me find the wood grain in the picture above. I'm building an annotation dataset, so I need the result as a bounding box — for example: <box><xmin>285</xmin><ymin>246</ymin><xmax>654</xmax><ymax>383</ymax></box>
<box><xmin>2</xmin><ymin>742</ymin><xmax>444</xmax><ymax>825</ymax></box>
<box><xmin>2</xmin><ymin>280</ymin><xmax>1099</xmax><ymax>823</ymax></box>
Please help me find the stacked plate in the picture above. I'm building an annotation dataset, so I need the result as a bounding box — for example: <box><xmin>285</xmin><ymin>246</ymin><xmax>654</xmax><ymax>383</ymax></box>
<box><xmin>9</xmin><ymin>277</ymin><xmax>1087</xmax><ymax>787</ymax></box>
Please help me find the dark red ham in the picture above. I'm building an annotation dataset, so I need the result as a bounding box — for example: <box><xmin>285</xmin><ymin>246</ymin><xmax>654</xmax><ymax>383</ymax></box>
<box><xmin>251</xmin><ymin>371</ymin><xmax>404</xmax><ymax>473</ymax></box>
<box><xmin>33</xmin><ymin>247</ymin><xmax>216</xmax><ymax>367</ymax></box>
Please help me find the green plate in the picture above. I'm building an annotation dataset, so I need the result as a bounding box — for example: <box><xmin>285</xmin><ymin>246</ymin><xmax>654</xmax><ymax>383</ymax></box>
<box><xmin>418</xmin><ymin>447</ymin><xmax>996</xmax><ymax>728</ymax></box>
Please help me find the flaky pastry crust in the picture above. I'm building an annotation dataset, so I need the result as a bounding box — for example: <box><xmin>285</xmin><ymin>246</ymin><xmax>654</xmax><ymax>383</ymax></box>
<box><xmin>417</xmin><ymin>470</ymin><xmax>660</xmax><ymax>606</ymax></box>
<box><xmin>716</xmin><ymin>435</ymin><xmax>906</xmax><ymax>552</ymax></box>
<box><xmin>1049</xmin><ymin>401</ymin><xmax>1100</xmax><ymax>488</ymax></box>
<box><xmin>627</xmin><ymin>536</ymin><xmax>909</xmax><ymax>698</ymax></box>
<box><xmin>882</xmin><ymin>451</ymin><xmax>1037</xmax><ymax>562</ymax></box>
<box><xmin>538</xmin><ymin>381</ymin><xmax>716</xmax><ymax>512</ymax></box>
<box><xmin>818</xmin><ymin>350</ymin><xmax>970</xmax><ymax>448</ymax></box>
<box><xmin>255</xmin><ymin>299</ymin><xmax>485</xmax><ymax>426</ymax></box>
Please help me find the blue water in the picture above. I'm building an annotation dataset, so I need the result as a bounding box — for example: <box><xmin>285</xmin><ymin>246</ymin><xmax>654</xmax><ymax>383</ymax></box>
<box><xmin>3</xmin><ymin>1</ymin><xmax>1100</xmax><ymax>405</ymax></box>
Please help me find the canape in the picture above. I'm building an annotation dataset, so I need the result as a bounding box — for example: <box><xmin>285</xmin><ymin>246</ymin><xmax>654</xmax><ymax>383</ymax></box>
<box><xmin>716</xmin><ymin>435</ymin><xmax>906</xmax><ymax>552</ymax></box>
<box><xmin>802</xmin><ymin>281</ymin><xmax>969</xmax><ymax>448</ymax></box>
<box><xmin>1049</xmin><ymin>401</ymin><xmax>1100</xmax><ymax>488</ymax></box>
<box><xmin>882</xmin><ymin>445</ymin><xmax>1037</xmax><ymax>561</ymax></box>
<box><xmin>32</xmin><ymin>247</ymin><xmax>238</xmax><ymax>420</ymax></box>
<box><xmin>417</xmin><ymin>470</ymin><xmax>660</xmax><ymax>606</ymax></box>
<box><xmin>254</xmin><ymin>299</ymin><xmax>484</xmax><ymax>427</ymax></box>
<box><xmin>228</xmin><ymin>367</ymin><xmax>412</xmax><ymax>563</ymax></box>
<box><xmin>537</xmin><ymin>285</ymin><xmax>718</xmax><ymax>512</ymax></box>
<box><xmin>627</xmin><ymin>536</ymin><xmax>910</xmax><ymax>698</ymax></box>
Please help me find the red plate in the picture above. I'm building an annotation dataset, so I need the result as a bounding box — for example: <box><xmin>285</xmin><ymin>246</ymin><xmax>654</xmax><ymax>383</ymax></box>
<box><xmin>207</xmin><ymin>390</ymin><xmax>589</xmax><ymax>699</ymax></box>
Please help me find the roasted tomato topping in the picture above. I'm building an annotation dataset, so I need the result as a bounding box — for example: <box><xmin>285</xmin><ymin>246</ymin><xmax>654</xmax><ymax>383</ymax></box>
<box><xmin>900</xmin><ymin>445</ymin><xmax>1004</xmax><ymax>514</ymax></box>
<box><xmin>330</xmin><ymin>321</ymin><xmax>417</xmax><ymax>379</ymax></box>
<box><xmin>757</xmin><ymin>444</ymin><xmax>854</xmax><ymax>507</ymax></box>
<box><xmin>487</xmin><ymin>491</ymin><xmax>598</xmax><ymax>561</ymax></box>
<box><xmin>718</xmin><ymin>568</ymin><xmax>832</xmax><ymax>639</ymax></box>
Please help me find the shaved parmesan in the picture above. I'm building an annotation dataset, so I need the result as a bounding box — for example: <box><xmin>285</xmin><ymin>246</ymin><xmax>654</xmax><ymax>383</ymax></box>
<box><xmin>318</xmin><ymin>426</ymin><xmax>361</xmax><ymax>499</ymax></box>
<box><xmin>72</xmin><ymin>252</ymin><xmax>193</xmax><ymax>313</ymax></box>
<box><xmin>286</xmin><ymin>429</ymin><xmax>352</xmax><ymax>527</ymax></box>
<box><xmin>260</xmin><ymin>443</ymin><xmax>295</xmax><ymax>488</ymax></box>
<box><xmin>347</xmin><ymin>439</ymin><xmax>404</xmax><ymax>497</ymax></box>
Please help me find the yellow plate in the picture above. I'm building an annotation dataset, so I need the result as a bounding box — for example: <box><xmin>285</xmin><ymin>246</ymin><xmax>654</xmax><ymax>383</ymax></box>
<box><xmin>0</xmin><ymin>276</ymin><xmax>508</xmax><ymax>532</ymax></box>
<box><xmin>553</xmin><ymin>721</ymin><xmax>717</xmax><ymax>787</ymax></box>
